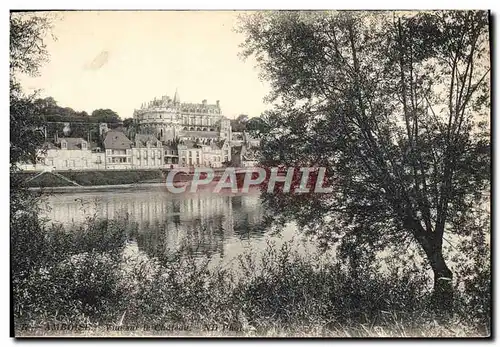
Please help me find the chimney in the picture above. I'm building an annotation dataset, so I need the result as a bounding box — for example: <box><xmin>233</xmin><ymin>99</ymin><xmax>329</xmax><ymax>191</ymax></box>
<box><xmin>202</xmin><ymin>99</ymin><xmax>207</xmax><ymax>106</ymax></box>
<box><xmin>216</xmin><ymin>100</ymin><xmax>220</xmax><ymax>108</ymax></box>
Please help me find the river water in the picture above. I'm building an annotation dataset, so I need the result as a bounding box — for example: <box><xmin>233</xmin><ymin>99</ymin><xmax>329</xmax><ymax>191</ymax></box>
<box><xmin>40</xmin><ymin>185</ymin><xmax>307</xmax><ymax>266</ymax></box>
<box><xmin>38</xmin><ymin>185</ymin><xmax>470</xmax><ymax>275</ymax></box>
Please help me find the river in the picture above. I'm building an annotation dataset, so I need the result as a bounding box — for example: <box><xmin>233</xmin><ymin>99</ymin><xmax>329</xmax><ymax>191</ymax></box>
<box><xmin>40</xmin><ymin>185</ymin><xmax>307</xmax><ymax>266</ymax></box>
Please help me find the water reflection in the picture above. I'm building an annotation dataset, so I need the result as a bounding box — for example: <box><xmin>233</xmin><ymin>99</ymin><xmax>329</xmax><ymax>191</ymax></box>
<box><xmin>41</xmin><ymin>186</ymin><xmax>269</xmax><ymax>259</ymax></box>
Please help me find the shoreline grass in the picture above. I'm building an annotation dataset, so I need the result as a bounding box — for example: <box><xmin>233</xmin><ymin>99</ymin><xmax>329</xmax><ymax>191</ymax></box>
<box><xmin>11</xmin><ymin>214</ymin><xmax>491</xmax><ymax>338</ymax></box>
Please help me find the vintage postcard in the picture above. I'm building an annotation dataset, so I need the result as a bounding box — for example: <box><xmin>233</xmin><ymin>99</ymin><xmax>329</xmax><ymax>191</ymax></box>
<box><xmin>10</xmin><ymin>10</ymin><xmax>491</xmax><ymax>338</ymax></box>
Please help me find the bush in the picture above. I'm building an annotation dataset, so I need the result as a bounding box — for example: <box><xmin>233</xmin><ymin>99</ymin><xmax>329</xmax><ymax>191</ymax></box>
<box><xmin>12</xmin><ymin>211</ymin><xmax>135</xmax><ymax>326</ymax></box>
<box><xmin>12</xmin><ymin>213</ymin><xmax>491</xmax><ymax>337</ymax></box>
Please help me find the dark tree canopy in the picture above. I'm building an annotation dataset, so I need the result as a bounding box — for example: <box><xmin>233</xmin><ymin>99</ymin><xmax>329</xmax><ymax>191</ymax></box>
<box><xmin>230</xmin><ymin>114</ymin><xmax>250</xmax><ymax>132</ymax></box>
<box><xmin>239</xmin><ymin>11</ymin><xmax>490</xmax><ymax>299</ymax></box>
<box><xmin>34</xmin><ymin>97</ymin><xmax>122</xmax><ymax>124</ymax></box>
<box><xmin>91</xmin><ymin>109</ymin><xmax>121</xmax><ymax>124</ymax></box>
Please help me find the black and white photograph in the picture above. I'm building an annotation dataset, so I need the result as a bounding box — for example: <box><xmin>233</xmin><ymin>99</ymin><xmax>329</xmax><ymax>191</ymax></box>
<box><xmin>9</xmin><ymin>9</ymin><xmax>491</xmax><ymax>338</ymax></box>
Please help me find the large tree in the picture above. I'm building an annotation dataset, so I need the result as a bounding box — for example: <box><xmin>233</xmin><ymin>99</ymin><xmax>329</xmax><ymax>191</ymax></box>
<box><xmin>10</xmin><ymin>12</ymin><xmax>55</xmax><ymax>305</ymax></box>
<box><xmin>10</xmin><ymin>13</ymin><xmax>52</xmax><ymax>170</ymax></box>
<box><xmin>238</xmin><ymin>11</ymin><xmax>490</xmax><ymax>303</ymax></box>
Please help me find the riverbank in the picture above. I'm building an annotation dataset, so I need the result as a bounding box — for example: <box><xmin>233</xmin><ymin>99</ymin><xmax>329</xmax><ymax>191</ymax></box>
<box><xmin>28</xmin><ymin>182</ymin><xmax>166</xmax><ymax>193</ymax></box>
<box><xmin>16</xmin><ymin>169</ymin><xmax>165</xmax><ymax>188</ymax></box>
<box><xmin>11</xmin><ymin>205</ymin><xmax>491</xmax><ymax>338</ymax></box>
<box><xmin>13</xmin><ymin>221</ymin><xmax>490</xmax><ymax>338</ymax></box>
<box><xmin>16</xmin><ymin>168</ymin><xmax>239</xmax><ymax>190</ymax></box>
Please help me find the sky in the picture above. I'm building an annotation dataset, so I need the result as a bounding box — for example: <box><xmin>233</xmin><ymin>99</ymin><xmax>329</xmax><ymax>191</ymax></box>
<box><xmin>17</xmin><ymin>11</ymin><xmax>271</xmax><ymax>120</ymax></box>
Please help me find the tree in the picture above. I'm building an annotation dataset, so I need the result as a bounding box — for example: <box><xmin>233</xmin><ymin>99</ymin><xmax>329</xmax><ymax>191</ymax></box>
<box><xmin>91</xmin><ymin>108</ymin><xmax>121</xmax><ymax>123</ymax></box>
<box><xmin>10</xmin><ymin>13</ymin><xmax>52</xmax><ymax>171</ymax></box>
<box><xmin>236</xmin><ymin>114</ymin><xmax>249</xmax><ymax>123</ymax></box>
<box><xmin>10</xmin><ymin>12</ymin><xmax>54</xmax><ymax>305</ymax></box>
<box><xmin>239</xmin><ymin>11</ymin><xmax>490</xmax><ymax>304</ymax></box>
<box><xmin>245</xmin><ymin>116</ymin><xmax>266</xmax><ymax>136</ymax></box>
<box><xmin>230</xmin><ymin>114</ymin><xmax>250</xmax><ymax>132</ymax></box>
<box><xmin>123</xmin><ymin>117</ymin><xmax>134</xmax><ymax>129</ymax></box>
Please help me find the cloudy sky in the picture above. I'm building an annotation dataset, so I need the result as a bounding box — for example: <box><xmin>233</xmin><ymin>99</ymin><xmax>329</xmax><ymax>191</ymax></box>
<box><xmin>17</xmin><ymin>11</ymin><xmax>271</xmax><ymax>119</ymax></box>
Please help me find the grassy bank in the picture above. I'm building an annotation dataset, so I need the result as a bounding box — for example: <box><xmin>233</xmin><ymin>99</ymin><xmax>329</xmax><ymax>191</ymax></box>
<box><xmin>15</xmin><ymin>170</ymin><xmax>165</xmax><ymax>187</ymax></box>
<box><xmin>12</xmin><ymin>213</ymin><xmax>490</xmax><ymax>337</ymax></box>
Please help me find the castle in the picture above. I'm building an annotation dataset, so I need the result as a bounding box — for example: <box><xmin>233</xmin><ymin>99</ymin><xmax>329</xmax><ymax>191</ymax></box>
<box><xmin>133</xmin><ymin>90</ymin><xmax>231</xmax><ymax>144</ymax></box>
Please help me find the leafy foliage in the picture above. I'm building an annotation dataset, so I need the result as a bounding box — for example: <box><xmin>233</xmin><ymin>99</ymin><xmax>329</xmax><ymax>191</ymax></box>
<box><xmin>238</xmin><ymin>11</ymin><xmax>490</xmax><ymax>295</ymax></box>
<box><xmin>13</xmin><ymin>225</ymin><xmax>491</xmax><ymax>336</ymax></box>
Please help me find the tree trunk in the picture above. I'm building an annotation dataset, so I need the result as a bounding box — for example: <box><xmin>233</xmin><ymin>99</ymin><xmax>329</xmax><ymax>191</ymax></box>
<box><xmin>429</xmin><ymin>247</ymin><xmax>453</xmax><ymax>308</ymax></box>
<box><xmin>416</xmin><ymin>234</ymin><xmax>454</xmax><ymax>309</ymax></box>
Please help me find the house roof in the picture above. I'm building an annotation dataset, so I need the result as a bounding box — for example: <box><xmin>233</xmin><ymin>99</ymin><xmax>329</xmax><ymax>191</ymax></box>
<box><xmin>163</xmin><ymin>144</ymin><xmax>177</xmax><ymax>151</ymax></box>
<box><xmin>180</xmin><ymin>102</ymin><xmax>219</xmax><ymax>112</ymax></box>
<box><xmin>134</xmin><ymin>134</ymin><xmax>160</xmax><ymax>148</ymax></box>
<box><xmin>178</xmin><ymin>130</ymin><xmax>219</xmax><ymax>138</ymax></box>
<box><xmin>103</xmin><ymin>130</ymin><xmax>132</xmax><ymax>150</ymax></box>
<box><xmin>42</xmin><ymin>141</ymin><xmax>58</xmax><ymax>150</ymax></box>
<box><xmin>88</xmin><ymin>141</ymin><xmax>100</xmax><ymax>150</ymax></box>
<box><xmin>178</xmin><ymin>140</ymin><xmax>203</xmax><ymax>150</ymax></box>
<box><xmin>56</xmin><ymin>137</ymin><xmax>88</xmax><ymax>150</ymax></box>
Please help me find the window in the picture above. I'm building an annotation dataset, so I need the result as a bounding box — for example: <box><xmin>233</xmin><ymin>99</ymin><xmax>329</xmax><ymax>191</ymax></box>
<box><xmin>82</xmin><ymin>159</ymin><xmax>87</xmax><ymax>167</ymax></box>
<box><xmin>61</xmin><ymin>141</ymin><xmax>67</xmax><ymax>149</ymax></box>
<box><xmin>64</xmin><ymin>160</ymin><xmax>68</xmax><ymax>167</ymax></box>
<box><xmin>82</xmin><ymin>142</ymin><xmax>87</xmax><ymax>150</ymax></box>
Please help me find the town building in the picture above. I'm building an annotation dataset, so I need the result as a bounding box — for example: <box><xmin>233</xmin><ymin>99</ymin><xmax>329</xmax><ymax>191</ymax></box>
<box><xmin>18</xmin><ymin>137</ymin><xmax>106</xmax><ymax>171</ymax></box>
<box><xmin>130</xmin><ymin>134</ymin><xmax>164</xmax><ymax>169</ymax></box>
<box><xmin>19</xmin><ymin>126</ymin><xmax>230</xmax><ymax>172</ymax></box>
<box><xmin>163</xmin><ymin>144</ymin><xmax>179</xmax><ymax>167</ymax></box>
<box><xmin>177</xmin><ymin>139</ymin><xmax>231</xmax><ymax>168</ymax></box>
<box><xmin>103</xmin><ymin>130</ymin><xmax>133</xmax><ymax>169</ymax></box>
<box><xmin>230</xmin><ymin>132</ymin><xmax>260</xmax><ymax>167</ymax></box>
<box><xmin>231</xmin><ymin>144</ymin><xmax>258</xmax><ymax>167</ymax></box>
